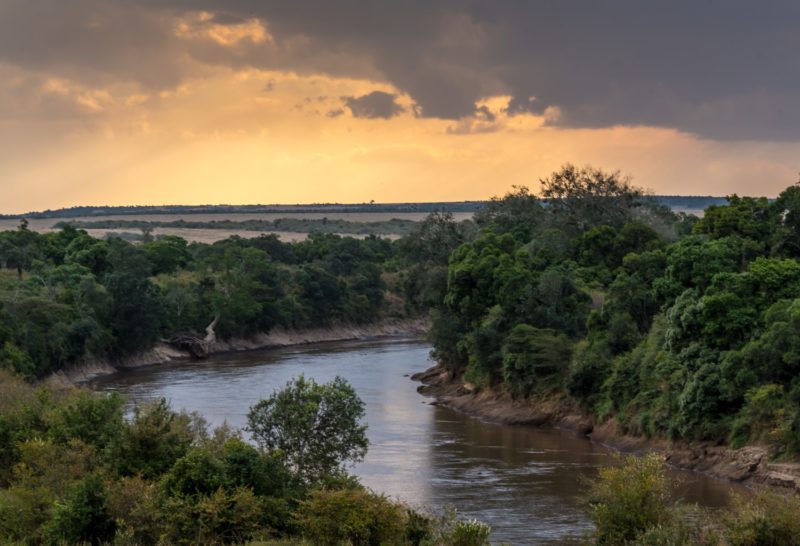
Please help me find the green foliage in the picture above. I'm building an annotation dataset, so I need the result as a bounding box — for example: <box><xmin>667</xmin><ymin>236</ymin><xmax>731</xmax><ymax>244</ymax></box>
<box><xmin>45</xmin><ymin>473</ymin><xmax>116</xmax><ymax>545</ymax></box>
<box><xmin>161</xmin><ymin>448</ymin><xmax>225</xmax><ymax>497</ymax></box>
<box><xmin>729</xmin><ymin>384</ymin><xmax>793</xmax><ymax>450</ymax></box>
<box><xmin>722</xmin><ymin>491</ymin><xmax>800</xmax><ymax>546</ymax></box>
<box><xmin>295</xmin><ymin>488</ymin><xmax>408</xmax><ymax>546</ymax></box>
<box><xmin>567</xmin><ymin>338</ymin><xmax>613</xmax><ymax>407</ymax></box>
<box><xmin>0</xmin><ymin>223</ymin><xmax>403</xmax><ymax>377</ymax></box>
<box><xmin>247</xmin><ymin>375</ymin><xmax>368</xmax><ymax>484</ymax></box>
<box><xmin>157</xmin><ymin>486</ymin><xmax>270</xmax><ymax>546</ymax></box>
<box><xmin>45</xmin><ymin>391</ymin><xmax>124</xmax><ymax>451</ymax></box>
<box><xmin>587</xmin><ymin>454</ymin><xmax>674</xmax><ymax>546</ymax></box>
<box><xmin>111</xmin><ymin>399</ymin><xmax>195</xmax><ymax>479</ymax></box>
<box><xmin>474</xmin><ymin>185</ymin><xmax>544</xmax><ymax>240</ymax></box>
<box><xmin>0</xmin><ymin>341</ymin><xmax>35</xmax><ymax>378</ymax></box>
<box><xmin>435</xmin><ymin>517</ymin><xmax>491</xmax><ymax>546</ymax></box>
<box><xmin>502</xmin><ymin>324</ymin><xmax>572</xmax><ymax>396</ymax></box>
<box><xmin>694</xmin><ymin>194</ymin><xmax>778</xmax><ymax>242</ymax></box>
<box><xmin>399</xmin><ymin>212</ymin><xmax>472</xmax><ymax>313</ymax></box>
<box><xmin>0</xmin><ymin>370</ymin><xmax>500</xmax><ymax>546</ymax></box>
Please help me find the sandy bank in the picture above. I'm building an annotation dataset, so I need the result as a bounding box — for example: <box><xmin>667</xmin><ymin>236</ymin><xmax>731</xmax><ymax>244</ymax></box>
<box><xmin>45</xmin><ymin>318</ymin><xmax>428</xmax><ymax>387</ymax></box>
<box><xmin>413</xmin><ymin>365</ymin><xmax>800</xmax><ymax>492</ymax></box>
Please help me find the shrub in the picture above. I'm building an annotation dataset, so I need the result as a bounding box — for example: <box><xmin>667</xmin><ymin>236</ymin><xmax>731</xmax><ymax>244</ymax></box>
<box><xmin>586</xmin><ymin>454</ymin><xmax>674</xmax><ymax>545</ymax></box>
<box><xmin>730</xmin><ymin>384</ymin><xmax>789</xmax><ymax>449</ymax></box>
<box><xmin>44</xmin><ymin>473</ymin><xmax>116</xmax><ymax>545</ymax></box>
<box><xmin>110</xmin><ymin>399</ymin><xmax>196</xmax><ymax>479</ymax></box>
<box><xmin>438</xmin><ymin>517</ymin><xmax>491</xmax><ymax>546</ymax></box>
<box><xmin>294</xmin><ymin>488</ymin><xmax>408</xmax><ymax>546</ymax></box>
<box><xmin>104</xmin><ymin>475</ymin><xmax>161</xmax><ymax>546</ymax></box>
<box><xmin>723</xmin><ymin>491</ymin><xmax>800</xmax><ymax>546</ymax></box>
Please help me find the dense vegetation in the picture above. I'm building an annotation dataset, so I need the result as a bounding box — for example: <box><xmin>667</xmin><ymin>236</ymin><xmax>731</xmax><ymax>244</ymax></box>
<box><xmin>55</xmin><ymin>218</ymin><xmax>421</xmax><ymax>237</ymax></box>
<box><xmin>0</xmin><ymin>226</ymin><xmax>411</xmax><ymax>379</ymax></box>
<box><xmin>3</xmin><ymin>165</ymin><xmax>800</xmax><ymax>543</ymax></box>
<box><xmin>429</xmin><ymin>165</ymin><xmax>800</xmax><ymax>456</ymax></box>
<box><xmin>2</xmin><ymin>166</ymin><xmax>798</xmax><ymax>452</ymax></box>
<box><xmin>0</xmin><ymin>371</ymin><xmax>491</xmax><ymax>545</ymax></box>
<box><xmin>587</xmin><ymin>454</ymin><xmax>800</xmax><ymax>545</ymax></box>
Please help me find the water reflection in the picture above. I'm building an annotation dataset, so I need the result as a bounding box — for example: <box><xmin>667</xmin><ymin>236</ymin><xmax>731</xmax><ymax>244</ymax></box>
<box><xmin>92</xmin><ymin>339</ymin><xmax>742</xmax><ymax>545</ymax></box>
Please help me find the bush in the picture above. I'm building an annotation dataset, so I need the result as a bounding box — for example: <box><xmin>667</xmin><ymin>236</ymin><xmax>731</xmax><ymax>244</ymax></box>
<box><xmin>161</xmin><ymin>449</ymin><xmax>225</xmax><ymax>497</ymax></box>
<box><xmin>438</xmin><ymin>517</ymin><xmax>491</xmax><ymax>546</ymax></box>
<box><xmin>586</xmin><ymin>454</ymin><xmax>674</xmax><ymax>545</ymax></box>
<box><xmin>104</xmin><ymin>475</ymin><xmax>161</xmax><ymax>546</ymax></box>
<box><xmin>294</xmin><ymin>488</ymin><xmax>408</xmax><ymax>546</ymax></box>
<box><xmin>723</xmin><ymin>491</ymin><xmax>800</xmax><ymax>546</ymax></box>
<box><xmin>110</xmin><ymin>399</ymin><xmax>196</xmax><ymax>479</ymax></box>
<box><xmin>44</xmin><ymin>473</ymin><xmax>116</xmax><ymax>545</ymax></box>
<box><xmin>627</xmin><ymin>508</ymin><xmax>721</xmax><ymax>546</ymax></box>
<box><xmin>730</xmin><ymin>384</ymin><xmax>791</xmax><ymax>450</ymax></box>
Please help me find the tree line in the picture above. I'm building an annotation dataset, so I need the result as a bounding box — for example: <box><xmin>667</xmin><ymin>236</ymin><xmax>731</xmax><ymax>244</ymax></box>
<box><xmin>0</xmin><ymin>227</ymin><xmax>406</xmax><ymax>379</ymax></box>
<box><xmin>55</xmin><ymin>217</ymin><xmax>420</xmax><ymax>237</ymax></box>
<box><xmin>3</xmin><ymin>164</ymin><xmax>800</xmax><ymax>543</ymax></box>
<box><xmin>427</xmin><ymin>165</ymin><xmax>800</xmax><ymax>456</ymax></box>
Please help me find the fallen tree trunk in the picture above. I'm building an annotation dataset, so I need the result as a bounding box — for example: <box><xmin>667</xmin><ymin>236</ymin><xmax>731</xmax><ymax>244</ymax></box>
<box><xmin>166</xmin><ymin>316</ymin><xmax>219</xmax><ymax>359</ymax></box>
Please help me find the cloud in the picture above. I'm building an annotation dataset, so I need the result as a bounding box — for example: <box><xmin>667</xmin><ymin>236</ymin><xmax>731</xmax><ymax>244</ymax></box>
<box><xmin>343</xmin><ymin>91</ymin><xmax>404</xmax><ymax>119</ymax></box>
<box><xmin>173</xmin><ymin>11</ymin><xmax>271</xmax><ymax>47</ymax></box>
<box><xmin>1</xmin><ymin>0</ymin><xmax>800</xmax><ymax>140</ymax></box>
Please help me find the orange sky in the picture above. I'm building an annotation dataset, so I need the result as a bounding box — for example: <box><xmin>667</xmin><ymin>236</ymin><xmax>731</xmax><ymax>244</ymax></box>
<box><xmin>1</xmin><ymin>5</ymin><xmax>799</xmax><ymax>214</ymax></box>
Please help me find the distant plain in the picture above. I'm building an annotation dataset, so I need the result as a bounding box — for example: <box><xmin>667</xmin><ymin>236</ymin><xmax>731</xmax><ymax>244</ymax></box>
<box><xmin>0</xmin><ymin>212</ymin><xmax>477</xmax><ymax>243</ymax></box>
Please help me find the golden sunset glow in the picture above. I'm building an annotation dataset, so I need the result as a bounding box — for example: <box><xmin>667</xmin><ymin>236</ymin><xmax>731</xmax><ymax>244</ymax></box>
<box><xmin>1</xmin><ymin>2</ymin><xmax>799</xmax><ymax>213</ymax></box>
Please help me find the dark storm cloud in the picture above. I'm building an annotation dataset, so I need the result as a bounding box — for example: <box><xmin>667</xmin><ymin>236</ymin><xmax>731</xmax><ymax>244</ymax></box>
<box><xmin>343</xmin><ymin>91</ymin><xmax>404</xmax><ymax>119</ymax></box>
<box><xmin>2</xmin><ymin>0</ymin><xmax>800</xmax><ymax>140</ymax></box>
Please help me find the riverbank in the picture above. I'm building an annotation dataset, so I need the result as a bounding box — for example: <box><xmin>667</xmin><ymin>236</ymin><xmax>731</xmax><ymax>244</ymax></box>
<box><xmin>45</xmin><ymin>318</ymin><xmax>428</xmax><ymax>386</ymax></box>
<box><xmin>412</xmin><ymin>364</ymin><xmax>800</xmax><ymax>492</ymax></box>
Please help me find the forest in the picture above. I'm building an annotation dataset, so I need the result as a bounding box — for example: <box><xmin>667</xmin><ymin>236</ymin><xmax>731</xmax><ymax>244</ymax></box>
<box><xmin>0</xmin><ymin>227</ymin><xmax>409</xmax><ymax>379</ymax></box>
<box><xmin>427</xmin><ymin>165</ymin><xmax>800</xmax><ymax>455</ymax></box>
<box><xmin>2</xmin><ymin>164</ymin><xmax>800</xmax><ymax>544</ymax></box>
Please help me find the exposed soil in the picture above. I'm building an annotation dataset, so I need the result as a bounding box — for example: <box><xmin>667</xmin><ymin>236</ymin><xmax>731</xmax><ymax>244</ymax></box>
<box><xmin>45</xmin><ymin>318</ymin><xmax>428</xmax><ymax>387</ymax></box>
<box><xmin>413</xmin><ymin>364</ymin><xmax>800</xmax><ymax>492</ymax></box>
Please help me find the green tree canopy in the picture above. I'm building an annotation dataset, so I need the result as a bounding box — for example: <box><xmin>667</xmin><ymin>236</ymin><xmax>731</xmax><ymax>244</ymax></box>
<box><xmin>247</xmin><ymin>375</ymin><xmax>368</xmax><ymax>484</ymax></box>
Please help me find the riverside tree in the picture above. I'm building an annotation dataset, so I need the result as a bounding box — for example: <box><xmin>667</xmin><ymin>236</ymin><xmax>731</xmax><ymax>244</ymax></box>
<box><xmin>246</xmin><ymin>374</ymin><xmax>368</xmax><ymax>484</ymax></box>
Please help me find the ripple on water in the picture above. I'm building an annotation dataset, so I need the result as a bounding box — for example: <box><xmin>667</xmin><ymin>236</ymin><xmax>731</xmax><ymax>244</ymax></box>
<box><xmin>92</xmin><ymin>339</ymin><xmax>744</xmax><ymax>546</ymax></box>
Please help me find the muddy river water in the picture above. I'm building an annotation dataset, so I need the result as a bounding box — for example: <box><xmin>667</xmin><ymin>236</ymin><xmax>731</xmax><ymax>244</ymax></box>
<box><xmin>92</xmin><ymin>339</ymin><xmax>742</xmax><ymax>545</ymax></box>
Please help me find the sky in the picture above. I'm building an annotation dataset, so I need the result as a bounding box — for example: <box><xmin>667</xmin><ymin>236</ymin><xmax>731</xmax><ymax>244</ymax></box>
<box><xmin>1</xmin><ymin>0</ymin><xmax>799</xmax><ymax>213</ymax></box>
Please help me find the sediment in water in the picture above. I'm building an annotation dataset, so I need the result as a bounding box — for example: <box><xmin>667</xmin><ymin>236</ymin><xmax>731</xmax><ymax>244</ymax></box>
<box><xmin>412</xmin><ymin>364</ymin><xmax>800</xmax><ymax>492</ymax></box>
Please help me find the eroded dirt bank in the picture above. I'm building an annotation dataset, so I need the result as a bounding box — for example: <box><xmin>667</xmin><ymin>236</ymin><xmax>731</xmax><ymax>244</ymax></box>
<box><xmin>46</xmin><ymin>318</ymin><xmax>428</xmax><ymax>387</ymax></box>
<box><xmin>413</xmin><ymin>364</ymin><xmax>800</xmax><ymax>492</ymax></box>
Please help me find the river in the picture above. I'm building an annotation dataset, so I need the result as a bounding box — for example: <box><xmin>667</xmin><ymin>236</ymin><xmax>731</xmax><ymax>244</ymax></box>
<box><xmin>91</xmin><ymin>338</ymin><xmax>741</xmax><ymax>545</ymax></box>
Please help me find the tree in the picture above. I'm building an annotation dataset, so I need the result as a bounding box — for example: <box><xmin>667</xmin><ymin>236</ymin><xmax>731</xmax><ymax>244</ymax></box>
<box><xmin>246</xmin><ymin>375</ymin><xmax>368</xmax><ymax>483</ymax></box>
<box><xmin>103</xmin><ymin>238</ymin><xmax>162</xmax><ymax>355</ymax></box>
<box><xmin>539</xmin><ymin>164</ymin><xmax>644</xmax><ymax>232</ymax></box>
<box><xmin>45</xmin><ymin>473</ymin><xmax>116</xmax><ymax>545</ymax></box>
<box><xmin>143</xmin><ymin>236</ymin><xmax>191</xmax><ymax>275</ymax></box>
<box><xmin>400</xmin><ymin>212</ymin><xmax>470</xmax><ymax>265</ymax></box>
<box><xmin>502</xmin><ymin>324</ymin><xmax>572</xmax><ymax>396</ymax></box>
<box><xmin>474</xmin><ymin>185</ymin><xmax>544</xmax><ymax>239</ymax></box>
<box><xmin>693</xmin><ymin>194</ymin><xmax>777</xmax><ymax>242</ymax></box>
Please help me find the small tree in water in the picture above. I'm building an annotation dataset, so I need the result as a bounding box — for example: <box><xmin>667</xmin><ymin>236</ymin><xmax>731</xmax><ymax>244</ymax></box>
<box><xmin>246</xmin><ymin>374</ymin><xmax>368</xmax><ymax>484</ymax></box>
